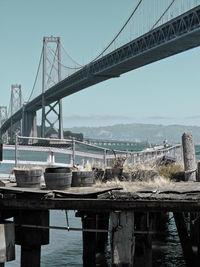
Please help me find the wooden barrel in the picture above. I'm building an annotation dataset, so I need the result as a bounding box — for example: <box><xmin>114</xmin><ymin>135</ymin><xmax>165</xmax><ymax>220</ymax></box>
<box><xmin>71</xmin><ymin>171</ymin><xmax>94</xmax><ymax>187</ymax></box>
<box><xmin>44</xmin><ymin>172</ymin><xmax>72</xmax><ymax>190</ymax></box>
<box><xmin>14</xmin><ymin>169</ymin><xmax>42</xmax><ymax>188</ymax></box>
<box><xmin>45</xmin><ymin>167</ymin><xmax>71</xmax><ymax>173</ymax></box>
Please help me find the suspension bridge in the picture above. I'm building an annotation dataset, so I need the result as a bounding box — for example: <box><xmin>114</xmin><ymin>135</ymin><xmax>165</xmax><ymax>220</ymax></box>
<box><xmin>1</xmin><ymin>0</ymin><xmax>200</xmax><ymax>143</ymax></box>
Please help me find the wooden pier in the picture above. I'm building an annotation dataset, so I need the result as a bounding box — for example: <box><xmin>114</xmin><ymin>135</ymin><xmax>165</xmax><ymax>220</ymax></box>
<box><xmin>0</xmin><ymin>131</ymin><xmax>197</xmax><ymax>266</ymax></box>
<box><xmin>0</xmin><ymin>181</ymin><xmax>200</xmax><ymax>266</ymax></box>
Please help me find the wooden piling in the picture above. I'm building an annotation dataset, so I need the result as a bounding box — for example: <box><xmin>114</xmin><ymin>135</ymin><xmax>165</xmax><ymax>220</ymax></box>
<box><xmin>173</xmin><ymin>212</ymin><xmax>197</xmax><ymax>267</ymax></box>
<box><xmin>21</xmin><ymin>246</ymin><xmax>41</xmax><ymax>267</ymax></box>
<box><xmin>14</xmin><ymin>210</ymin><xmax>49</xmax><ymax>267</ymax></box>
<box><xmin>134</xmin><ymin>212</ymin><xmax>152</xmax><ymax>267</ymax></box>
<box><xmin>96</xmin><ymin>213</ymin><xmax>109</xmax><ymax>254</ymax></box>
<box><xmin>81</xmin><ymin>213</ymin><xmax>96</xmax><ymax>267</ymax></box>
<box><xmin>182</xmin><ymin>132</ymin><xmax>196</xmax><ymax>181</ymax></box>
<box><xmin>110</xmin><ymin>211</ymin><xmax>135</xmax><ymax>267</ymax></box>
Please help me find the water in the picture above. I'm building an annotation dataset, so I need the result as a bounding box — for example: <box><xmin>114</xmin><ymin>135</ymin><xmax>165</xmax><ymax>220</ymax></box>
<box><xmin>2</xmin><ymin>143</ymin><xmax>200</xmax><ymax>266</ymax></box>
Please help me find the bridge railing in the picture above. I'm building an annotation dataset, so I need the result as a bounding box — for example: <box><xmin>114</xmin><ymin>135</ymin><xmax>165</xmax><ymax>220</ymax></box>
<box><xmin>1</xmin><ymin>135</ymin><xmax>182</xmax><ymax>170</ymax></box>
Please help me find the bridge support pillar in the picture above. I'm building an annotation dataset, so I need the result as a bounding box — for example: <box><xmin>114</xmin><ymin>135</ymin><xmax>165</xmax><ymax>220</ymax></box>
<box><xmin>22</xmin><ymin>110</ymin><xmax>37</xmax><ymax>137</ymax></box>
<box><xmin>41</xmin><ymin>36</ymin><xmax>63</xmax><ymax>139</ymax></box>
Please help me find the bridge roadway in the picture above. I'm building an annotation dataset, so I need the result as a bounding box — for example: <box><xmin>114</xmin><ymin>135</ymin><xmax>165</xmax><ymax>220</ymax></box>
<box><xmin>84</xmin><ymin>138</ymin><xmax>142</xmax><ymax>146</ymax></box>
<box><xmin>2</xmin><ymin>5</ymin><xmax>200</xmax><ymax>134</ymax></box>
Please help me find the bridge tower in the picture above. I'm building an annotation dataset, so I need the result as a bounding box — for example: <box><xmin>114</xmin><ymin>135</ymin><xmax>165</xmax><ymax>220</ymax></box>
<box><xmin>10</xmin><ymin>84</ymin><xmax>22</xmax><ymax>143</ymax></box>
<box><xmin>0</xmin><ymin>106</ymin><xmax>8</xmax><ymax>143</ymax></box>
<box><xmin>41</xmin><ymin>36</ymin><xmax>63</xmax><ymax>139</ymax></box>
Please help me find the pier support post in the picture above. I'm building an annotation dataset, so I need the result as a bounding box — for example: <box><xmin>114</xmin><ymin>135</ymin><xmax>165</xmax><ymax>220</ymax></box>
<box><xmin>110</xmin><ymin>211</ymin><xmax>135</xmax><ymax>267</ymax></box>
<box><xmin>182</xmin><ymin>132</ymin><xmax>196</xmax><ymax>181</ymax></box>
<box><xmin>14</xmin><ymin>210</ymin><xmax>49</xmax><ymax>267</ymax></box>
<box><xmin>96</xmin><ymin>213</ymin><xmax>109</xmax><ymax>254</ymax></box>
<box><xmin>174</xmin><ymin>212</ymin><xmax>197</xmax><ymax>267</ymax></box>
<box><xmin>134</xmin><ymin>212</ymin><xmax>152</xmax><ymax>267</ymax></box>
<box><xmin>189</xmin><ymin>212</ymin><xmax>200</xmax><ymax>262</ymax></box>
<box><xmin>81</xmin><ymin>213</ymin><xmax>96</xmax><ymax>267</ymax></box>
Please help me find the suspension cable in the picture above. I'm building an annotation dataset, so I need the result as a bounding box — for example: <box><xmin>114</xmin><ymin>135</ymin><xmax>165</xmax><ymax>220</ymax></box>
<box><xmin>47</xmin><ymin>45</ymin><xmax>82</xmax><ymax>70</ymax></box>
<box><xmin>150</xmin><ymin>0</ymin><xmax>176</xmax><ymax>30</ymax></box>
<box><xmin>61</xmin><ymin>43</ymin><xmax>83</xmax><ymax>67</ymax></box>
<box><xmin>28</xmin><ymin>47</ymin><xmax>43</xmax><ymax>102</ymax></box>
<box><xmin>89</xmin><ymin>0</ymin><xmax>143</xmax><ymax>62</ymax></box>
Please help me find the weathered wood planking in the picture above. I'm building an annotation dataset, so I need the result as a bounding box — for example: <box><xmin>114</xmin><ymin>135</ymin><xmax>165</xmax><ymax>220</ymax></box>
<box><xmin>0</xmin><ymin>182</ymin><xmax>200</xmax><ymax>212</ymax></box>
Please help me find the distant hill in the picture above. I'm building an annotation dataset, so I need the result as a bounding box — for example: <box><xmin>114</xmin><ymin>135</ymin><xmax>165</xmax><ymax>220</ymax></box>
<box><xmin>64</xmin><ymin>123</ymin><xmax>200</xmax><ymax>144</ymax></box>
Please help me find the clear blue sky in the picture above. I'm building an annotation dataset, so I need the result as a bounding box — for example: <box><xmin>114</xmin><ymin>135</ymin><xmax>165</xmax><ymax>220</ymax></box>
<box><xmin>1</xmin><ymin>0</ymin><xmax>200</xmax><ymax>128</ymax></box>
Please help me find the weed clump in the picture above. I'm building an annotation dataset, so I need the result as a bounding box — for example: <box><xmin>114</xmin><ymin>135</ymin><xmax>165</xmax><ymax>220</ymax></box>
<box><xmin>158</xmin><ymin>164</ymin><xmax>184</xmax><ymax>181</ymax></box>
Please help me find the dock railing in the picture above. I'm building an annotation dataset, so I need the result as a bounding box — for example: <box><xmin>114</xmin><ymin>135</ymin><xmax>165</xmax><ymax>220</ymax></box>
<box><xmin>2</xmin><ymin>135</ymin><xmax>182</xmax><ymax>168</ymax></box>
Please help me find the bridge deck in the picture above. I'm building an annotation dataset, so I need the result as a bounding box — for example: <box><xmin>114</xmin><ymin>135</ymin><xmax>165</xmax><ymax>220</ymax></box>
<box><xmin>0</xmin><ymin>181</ymin><xmax>200</xmax><ymax>212</ymax></box>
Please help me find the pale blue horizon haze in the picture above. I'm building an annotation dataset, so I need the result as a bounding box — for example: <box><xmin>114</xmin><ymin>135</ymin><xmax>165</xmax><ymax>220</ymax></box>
<box><xmin>1</xmin><ymin>0</ymin><xmax>200</xmax><ymax>128</ymax></box>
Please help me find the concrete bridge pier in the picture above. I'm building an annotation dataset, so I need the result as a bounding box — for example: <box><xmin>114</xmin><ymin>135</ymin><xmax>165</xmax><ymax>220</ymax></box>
<box><xmin>22</xmin><ymin>109</ymin><xmax>37</xmax><ymax>138</ymax></box>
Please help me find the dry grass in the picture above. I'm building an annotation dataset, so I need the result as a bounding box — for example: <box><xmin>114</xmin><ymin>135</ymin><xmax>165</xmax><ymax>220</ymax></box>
<box><xmin>158</xmin><ymin>164</ymin><xmax>184</xmax><ymax>181</ymax></box>
<box><xmin>94</xmin><ymin>175</ymin><xmax>172</xmax><ymax>192</ymax></box>
<box><xmin>10</xmin><ymin>166</ymin><xmax>44</xmax><ymax>173</ymax></box>
<box><xmin>94</xmin><ymin>162</ymin><xmax>184</xmax><ymax>191</ymax></box>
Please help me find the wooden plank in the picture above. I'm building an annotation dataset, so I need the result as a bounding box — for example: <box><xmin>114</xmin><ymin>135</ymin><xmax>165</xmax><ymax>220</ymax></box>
<box><xmin>0</xmin><ymin>198</ymin><xmax>200</xmax><ymax>212</ymax></box>
<box><xmin>0</xmin><ymin>186</ymin><xmax>122</xmax><ymax>199</ymax></box>
<box><xmin>0</xmin><ymin>187</ymin><xmax>50</xmax><ymax>194</ymax></box>
<box><xmin>2</xmin><ymin>182</ymin><xmax>200</xmax><ymax>198</ymax></box>
<box><xmin>53</xmin><ymin>187</ymin><xmax>122</xmax><ymax>198</ymax></box>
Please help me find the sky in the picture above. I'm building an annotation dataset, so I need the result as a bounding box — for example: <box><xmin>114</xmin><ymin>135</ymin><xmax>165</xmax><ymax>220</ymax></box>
<box><xmin>1</xmin><ymin>0</ymin><xmax>200</xmax><ymax>128</ymax></box>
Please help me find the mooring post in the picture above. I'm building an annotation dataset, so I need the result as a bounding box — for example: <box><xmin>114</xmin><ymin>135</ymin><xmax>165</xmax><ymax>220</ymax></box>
<box><xmin>14</xmin><ymin>210</ymin><xmax>49</xmax><ymax>267</ymax></box>
<box><xmin>182</xmin><ymin>132</ymin><xmax>196</xmax><ymax>181</ymax></box>
<box><xmin>110</xmin><ymin>211</ymin><xmax>135</xmax><ymax>267</ymax></box>
<box><xmin>81</xmin><ymin>212</ymin><xmax>96</xmax><ymax>267</ymax></box>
